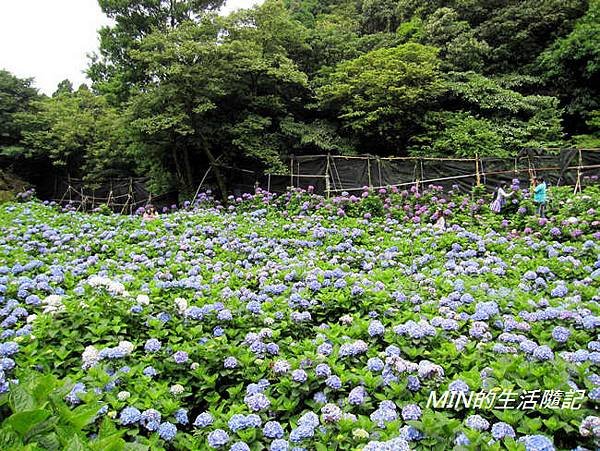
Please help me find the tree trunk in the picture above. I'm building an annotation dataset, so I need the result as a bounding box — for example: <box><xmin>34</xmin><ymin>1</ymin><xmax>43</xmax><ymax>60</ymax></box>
<box><xmin>171</xmin><ymin>146</ymin><xmax>183</xmax><ymax>187</ymax></box>
<box><xmin>199</xmin><ymin>138</ymin><xmax>227</xmax><ymax>200</ymax></box>
<box><xmin>182</xmin><ymin>146</ymin><xmax>194</xmax><ymax>193</ymax></box>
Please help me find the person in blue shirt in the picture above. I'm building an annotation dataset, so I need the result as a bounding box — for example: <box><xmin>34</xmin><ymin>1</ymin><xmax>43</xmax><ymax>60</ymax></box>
<box><xmin>533</xmin><ymin>177</ymin><xmax>547</xmax><ymax>218</ymax></box>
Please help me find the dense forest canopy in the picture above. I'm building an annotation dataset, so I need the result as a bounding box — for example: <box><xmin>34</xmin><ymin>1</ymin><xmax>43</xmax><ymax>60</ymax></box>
<box><xmin>1</xmin><ymin>0</ymin><xmax>599</xmax><ymax>196</ymax></box>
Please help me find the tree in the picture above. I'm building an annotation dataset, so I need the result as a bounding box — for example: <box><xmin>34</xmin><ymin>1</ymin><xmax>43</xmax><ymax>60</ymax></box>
<box><xmin>53</xmin><ymin>79</ymin><xmax>74</xmax><ymax>97</ymax></box>
<box><xmin>17</xmin><ymin>86</ymin><xmax>133</xmax><ymax>180</ymax></box>
<box><xmin>360</xmin><ymin>0</ymin><xmax>402</xmax><ymax>34</ymax></box>
<box><xmin>125</xmin><ymin>0</ymin><xmax>312</xmax><ymax>195</ymax></box>
<box><xmin>420</xmin><ymin>7</ymin><xmax>490</xmax><ymax>72</ymax></box>
<box><xmin>88</xmin><ymin>0</ymin><xmax>226</xmax><ymax>104</ymax></box>
<box><xmin>474</xmin><ymin>0</ymin><xmax>587</xmax><ymax>74</ymax></box>
<box><xmin>408</xmin><ymin>70</ymin><xmax>565</xmax><ymax>156</ymax></box>
<box><xmin>0</xmin><ymin>70</ymin><xmax>40</xmax><ymax>153</ymax></box>
<box><xmin>317</xmin><ymin>43</ymin><xmax>445</xmax><ymax>153</ymax></box>
<box><xmin>538</xmin><ymin>0</ymin><xmax>600</xmax><ymax>135</ymax></box>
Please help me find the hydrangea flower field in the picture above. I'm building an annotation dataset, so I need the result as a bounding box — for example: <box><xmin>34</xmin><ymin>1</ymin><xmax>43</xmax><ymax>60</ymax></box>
<box><xmin>0</xmin><ymin>183</ymin><xmax>599</xmax><ymax>450</ymax></box>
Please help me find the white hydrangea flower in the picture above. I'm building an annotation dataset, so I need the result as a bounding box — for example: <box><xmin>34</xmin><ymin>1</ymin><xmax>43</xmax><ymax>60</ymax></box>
<box><xmin>170</xmin><ymin>384</ymin><xmax>184</xmax><ymax>395</ymax></box>
<box><xmin>117</xmin><ymin>341</ymin><xmax>134</xmax><ymax>355</ymax></box>
<box><xmin>82</xmin><ymin>345</ymin><xmax>100</xmax><ymax>370</ymax></box>
<box><xmin>137</xmin><ymin>294</ymin><xmax>150</xmax><ymax>305</ymax></box>
<box><xmin>108</xmin><ymin>281</ymin><xmax>125</xmax><ymax>295</ymax></box>
<box><xmin>174</xmin><ymin>297</ymin><xmax>187</xmax><ymax>313</ymax></box>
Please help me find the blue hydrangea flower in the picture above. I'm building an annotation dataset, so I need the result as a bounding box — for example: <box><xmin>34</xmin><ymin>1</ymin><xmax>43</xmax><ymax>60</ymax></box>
<box><xmin>401</xmin><ymin>404</ymin><xmax>422</xmax><ymax>421</ymax></box>
<box><xmin>297</xmin><ymin>412</ymin><xmax>319</xmax><ymax>429</ymax></box>
<box><xmin>65</xmin><ymin>383</ymin><xmax>86</xmax><ymax>406</ymax></box>
<box><xmin>208</xmin><ymin>429</ymin><xmax>230</xmax><ymax>448</ymax></box>
<box><xmin>193</xmin><ymin>412</ymin><xmax>214</xmax><ymax>427</ymax></box>
<box><xmin>291</xmin><ymin>369</ymin><xmax>307</xmax><ymax>383</ymax></box>
<box><xmin>518</xmin><ymin>435</ymin><xmax>555</xmax><ymax>451</ymax></box>
<box><xmin>448</xmin><ymin>379</ymin><xmax>470</xmax><ymax>393</ymax></box>
<box><xmin>119</xmin><ymin>406</ymin><xmax>141</xmax><ymax>425</ymax></box>
<box><xmin>270</xmin><ymin>439</ymin><xmax>290</xmax><ymax>451</ymax></box>
<box><xmin>313</xmin><ymin>391</ymin><xmax>327</xmax><ymax>404</ymax></box>
<box><xmin>348</xmin><ymin>386</ymin><xmax>367</xmax><ymax>405</ymax></box>
<box><xmin>244</xmin><ymin>393</ymin><xmax>270</xmax><ymax>412</ymax></box>
<box><xmin>0</xmin><ymin>342</ymin><xmax>19</xmax><ymax>357</ymax></box>
<box><xmin>325</xmin><ymin>375</ymin><xmax>342</xmax><ymax>390</ymax></box>
<box><xmin>174</xmin><ymin>408</ymin><xmax>188</xmax><ymax>425</ymax></box>
<box><xmin>315</xmin><ymin>364</ymin><xmax>331</xmax><ymax>378</ymax></box>
<box><xmin>465</xmin><ymin>414</ymin><xmax>489</xmax><ymax>431</ymax></box>
<box><xmin>290</xmin><ymin>425</ymin><xmax>315</xmax><ymax>443</ymax></box>
<box><xmin>143</xmin><ymin>366</ymin><xmax>158</xmax><ymax>377</ymax></box>
<box><xmin>533</xmin><ymin>345</ymin><xmax>554</xmax><ymax>361</ymax></box>
<box><xmin>455</xmin><ymin>432</ymin><xmax>470</xmax><ymax>446</ymax></box>
<box><xmin>140</xmin><ymin>409</ymin><xmax>161</xmax><ymax>431</ymax></box>
<box><xmin>368</xmin><ymin>320</ymin><xmax>385</xmax><ymax>337</ymax></box>
<box><xmin>550</xmin><ymin>284</ymin><xmax>568</xmax><ymax>298</ymax></box>
<box><xmin>367</xmin><ymin>357</ymin><xmax>384</xmax><ymax>372</ymax></box>
<box><xmin>158</xmin><ymin>422</ymin><xmax>177</xmax><ymax>441</ymax></box>
<box><xmin>173</xmin><ymin>351</ymin><xmax>189</xmax><ymax>364</ymax></box>
<box><xmin>230</xmin><ymin>442</ymin><xmax>250</xmax><ymax>451</ymax></box>
<box><xmin>407</xmin><ymin>375</ymin><xmax>420</xmax><ymax>391</ymax></box>
<box><xmin>263</xmin><ymin>421</ymin><xmax>284</xmax><ymax>439</ymax></box>
<box><xmin>224</xmin><ymin>357</ymin><xmax>238</xmax><ymax>369</ymax></box>
<box><xmin>491</xmin><ymin>422</ymin><xmax>515</xmax><ymax>440</ymax></box>
<box><xmin>551</xmin><ymin>326</ymin><xmax>570</xmax><ymax>343</ymax></box>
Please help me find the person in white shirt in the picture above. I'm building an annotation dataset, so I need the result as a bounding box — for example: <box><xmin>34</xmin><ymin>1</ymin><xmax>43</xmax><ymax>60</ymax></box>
<box><xmin>490</xmin><ymin>183</ymin><xmax>514</xmax><ymax>213</ymax></box>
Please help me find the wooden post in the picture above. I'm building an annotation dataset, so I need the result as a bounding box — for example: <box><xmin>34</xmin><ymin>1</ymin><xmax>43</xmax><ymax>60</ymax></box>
<box><xmin>574</xmin><ymin>148</ymin><xmax>583</xmax><ymax>194</ymax></box>
<box><xmin>129</xmin><ymin>178</ymin><xmax>133</xmax><ymax>215</ymax></box>
<box><xmin>475</xmin><ymin>153</ymin><xmax>481</xmax><ymax>186</ymax></box>
<box><xmin>289</xmin><ymin>156</ymin><xmax>294</xmax><ymax>189</ymax></box>
<box><xmin>325</xmin><ymin>154</ymin><xmax>331</xmax><ymax>198</ymax></box>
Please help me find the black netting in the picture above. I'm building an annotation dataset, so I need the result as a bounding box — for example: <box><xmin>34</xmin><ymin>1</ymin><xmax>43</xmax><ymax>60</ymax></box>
<box><xmin>46</xmin><ymin>149</ymin><xmax>600</xmax><ymax>212</ymax></box>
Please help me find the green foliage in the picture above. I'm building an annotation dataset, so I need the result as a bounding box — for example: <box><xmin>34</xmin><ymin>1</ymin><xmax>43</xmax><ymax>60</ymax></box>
<box><xmin>16</xmin><ymin>86</ymin><xmax>134</xmax><ymax>180</ymax></box>
<box><xmin>409</xmin><ymin>112</ymin><xmax>506</xmax><ymax>157</ymax></box>
<box><xmin>317</xmin><ymin>43</ymin><xmax>445</xmax><ymax>151</ymax></box>
<box><xmin>538</xmin><ymin>0</ymin><xmax>600</xmax><ymax>133</ymax></box>
<box><xmin>0</xmin><ymin>70</ymin><xmax>40</xmax><ymax>154</ymax></box>
<box><xmin>573</xmin><ymin>110</ymin><xmax>600</xmax><ymax>148</ymax></box>
<box><xmin>0</xmin><ymin>374</ymin><xmax>126</xmax><ymax>450</ymax></box>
